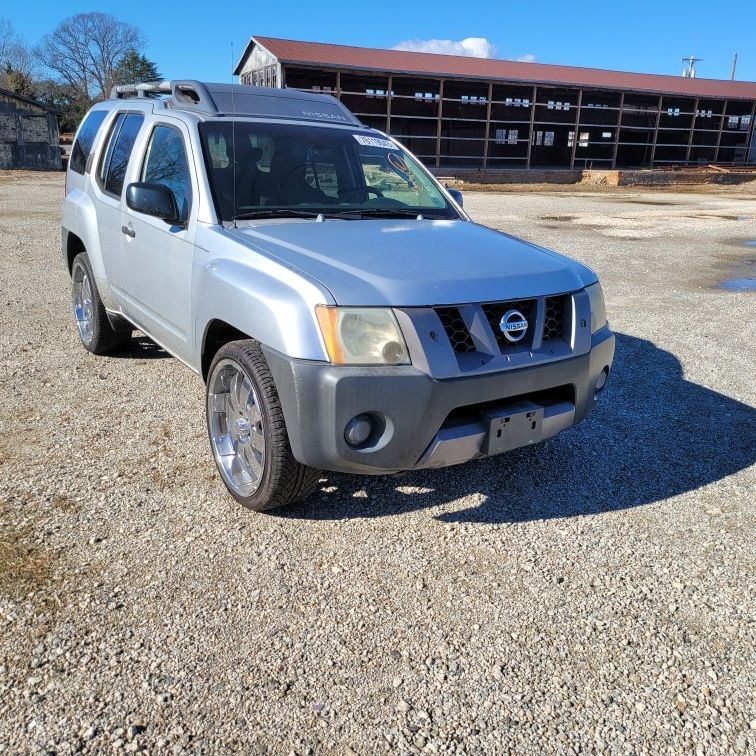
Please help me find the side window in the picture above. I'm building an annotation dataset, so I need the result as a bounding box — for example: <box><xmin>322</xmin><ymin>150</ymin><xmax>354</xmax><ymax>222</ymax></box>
<box><xmin>303</xmin><ymin>147</ymin><xmax>339</xmax><ymax>199</ymax></box>
<box><xmin>141</xmin><ymin>125</ymin><xmax>192</xmax><ymax>221</ymax></box>
<box><xmin>205</xmin><ymin>130</ymin><xmax>230</xmax><ymax>169</ymax></box>
<box><xmin>99</xmin><ymin>113</ymin><xmax>124</xmax><ymax>185</ymax></box>
<box><xmin>70</xmin><ymin>110</ymin><xmax>107</xmax><ymax>174</ymax></box>
<box><xmin>247</xmin><ymin>133</ymin><xmax>275</xmax><ymax>172</ymax></box>
<box><xmin>102</xmin><ymin>113</ymin><xmax>144</xmax><ymax>196</ymax></box>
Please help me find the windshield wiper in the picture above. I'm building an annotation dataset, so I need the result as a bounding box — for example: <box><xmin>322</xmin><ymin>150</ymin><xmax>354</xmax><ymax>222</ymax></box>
<box><xmin>230</xmin><ymin>207</ymin><xmax>450</xmax><ymax>222</ymax></box>
<box><xmin>231</xmin><ymin>209</ymin><xmax>325</xmax><ymax>221</ymax></box>
<box><xmin>329</xmin><ymin>207</ymin><xmax>440</xmax><ymax>219</ymax></box>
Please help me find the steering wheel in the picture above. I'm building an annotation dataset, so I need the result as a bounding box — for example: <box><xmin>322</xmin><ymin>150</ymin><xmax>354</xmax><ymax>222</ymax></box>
<box><xmin>337</xmin><ymin>186</ymin><xmax>384</xmax><ymax>202</ymax></box>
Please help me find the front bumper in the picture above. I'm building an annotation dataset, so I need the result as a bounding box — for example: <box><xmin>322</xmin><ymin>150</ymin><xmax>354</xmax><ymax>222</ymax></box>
<box><xmin>264</xmin><ymin>327</ymin><xmax>615</xmax><ymax>475</ymax></box>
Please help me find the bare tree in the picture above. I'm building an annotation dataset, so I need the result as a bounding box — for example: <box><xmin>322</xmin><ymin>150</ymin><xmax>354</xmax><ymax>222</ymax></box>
<box><xmin>0</xmin><ymin>17</ymin><xmax>15</xmax><ymax>62</ymax></box>
<box><xmin>0</xmin><ymin>17</ymin><xmax>35</xmax><ymax>80</ymax></box>
<box><xmin>37</xmin><ymin>12</ymin><xmax>144</xmax><ymax>100</ymax></box>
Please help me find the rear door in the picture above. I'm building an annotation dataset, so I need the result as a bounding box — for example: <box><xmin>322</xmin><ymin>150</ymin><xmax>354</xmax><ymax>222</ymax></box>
<box><xmin>91</xmin><ymin>111</ymin><xmax>145</xmax><ymax>299</ymax></box>
<box><xmin>63</xmin><ymin>107</ymin><xmax>108</xmax><ymax>222</ymax></box>
<box><xmin>120</xmin><ymin>120</ymin><xmax>196</xmax><ymax>361</ymax></box>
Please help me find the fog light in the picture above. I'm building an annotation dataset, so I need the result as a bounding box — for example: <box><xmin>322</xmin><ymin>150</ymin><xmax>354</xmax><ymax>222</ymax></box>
<box><xmin>381</xmin><ymin>340</ymin><xmax>406</xmax><ymax>364</ymax></box>
<box><xmin>595</xmin><ymin>367</ymin><xmax>609</xmax><ymax>393</ymax></box>
<box><xmin>344</xmin><ymin>414</ymin><xmax>372</xmax><ymax>447</ymax></box>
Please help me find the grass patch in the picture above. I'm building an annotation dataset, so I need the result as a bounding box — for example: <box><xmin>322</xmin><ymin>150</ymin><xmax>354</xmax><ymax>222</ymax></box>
<box><xmin>0</xmin><ymin>502</ymin><xmax>53</xmax><ymax>597</ymax></box>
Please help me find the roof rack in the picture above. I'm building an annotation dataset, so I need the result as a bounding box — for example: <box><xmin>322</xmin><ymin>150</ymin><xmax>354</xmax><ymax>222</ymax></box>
<box><xmin>110</xmin><ymin>81</ymin><xmax>172</xmax><ymax>99</ymax></box>
<box><xmin>108</xmin><ymin>79</ymin><xmax>362</xmax><ymax>125</ymax></box>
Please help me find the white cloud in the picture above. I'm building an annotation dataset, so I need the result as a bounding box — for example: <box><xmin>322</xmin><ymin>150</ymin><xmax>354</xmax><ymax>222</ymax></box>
<box><xmin>393</xmin><ymin>37</ymin><xmax>497</xmax><ymax>59</ymax></box>
<box><xmin>392</xmin><ymin>38</ymin><xmax>537</xmax><ymax>63</ymax></box>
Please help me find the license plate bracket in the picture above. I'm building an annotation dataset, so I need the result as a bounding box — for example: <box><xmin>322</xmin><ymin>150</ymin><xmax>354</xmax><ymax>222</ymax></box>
<box><xmin>483</xmin><ymin>401</ymin><xmax>545</xmax><ymax>455</ymax></box>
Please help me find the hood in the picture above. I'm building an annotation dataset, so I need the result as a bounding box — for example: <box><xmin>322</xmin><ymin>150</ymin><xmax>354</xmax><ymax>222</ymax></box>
<box><xmin>228</xmin><ymin>219</ymin><xmax>597</xmax><ymax>306</ymax></box>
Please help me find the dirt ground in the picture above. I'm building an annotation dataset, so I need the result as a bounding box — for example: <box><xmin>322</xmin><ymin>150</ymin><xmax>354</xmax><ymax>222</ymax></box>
<box><xmin>0</xmin><ymin>172</ymin><xmax>754</xmax><ymax>754</ymax></box>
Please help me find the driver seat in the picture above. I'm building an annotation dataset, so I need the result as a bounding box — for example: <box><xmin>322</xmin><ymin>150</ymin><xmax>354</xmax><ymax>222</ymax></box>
<box><xmin>269</xmin><ymin>143</ymin><xmax>330</xmax><ymax>206</ymax></box>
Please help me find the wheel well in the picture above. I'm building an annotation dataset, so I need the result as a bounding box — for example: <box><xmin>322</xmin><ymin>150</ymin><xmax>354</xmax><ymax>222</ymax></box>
<box><xmin>66</xmin><ymin>231</ymin><xmax>86</xmax><ymax>275</ymax></box>
<box><xmin>201</xmin><ymin>320</ymin><xmax>252</xmax><ymax>380</ymax></box>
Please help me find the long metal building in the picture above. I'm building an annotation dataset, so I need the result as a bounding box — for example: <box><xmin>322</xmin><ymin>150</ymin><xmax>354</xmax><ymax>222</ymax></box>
<box><xmin>234</xmin><ymin>37</ymin><xmax>756</xmax><ymax>171</ymax></box>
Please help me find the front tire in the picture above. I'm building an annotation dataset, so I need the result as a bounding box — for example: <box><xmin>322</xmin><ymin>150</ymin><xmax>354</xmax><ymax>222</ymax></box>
<box><xmin>206</xmin><ymin>340</ymin><xmax>322</xmax><ymax>511</ymax></box>
<box><xmin>71</xmin><ymin>252</ymin><xmax>131</xmax><ymax>354</ymax></box>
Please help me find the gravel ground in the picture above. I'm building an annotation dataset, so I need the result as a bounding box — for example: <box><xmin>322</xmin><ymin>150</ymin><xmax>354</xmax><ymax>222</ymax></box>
<box><xmin>1</xmin><ymin>172</ymin><xmax>754</xmax><ymax>755</ymax></box>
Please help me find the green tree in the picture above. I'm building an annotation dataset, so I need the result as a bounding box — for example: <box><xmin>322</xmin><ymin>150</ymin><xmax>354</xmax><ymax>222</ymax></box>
<box><xmin>34</xmin><ymin>80</ymin><xmax>89</xmax><ymax>133</ymax></box>
<box><xmin>112</xmin><ymin>49</ymin><xmax>161</xmax><ymax>87</ymax></box>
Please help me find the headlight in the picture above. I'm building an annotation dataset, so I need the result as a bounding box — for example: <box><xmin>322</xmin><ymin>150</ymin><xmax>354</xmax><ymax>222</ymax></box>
<box><xmin>585</xmin><ymin>282</ymin><xmax>607</xmax><ymax>333</ymax></box>
<box><xmin>315</xmin><ymin>306</ymin><xmax>410</xmax><ymax>365</ymax></box>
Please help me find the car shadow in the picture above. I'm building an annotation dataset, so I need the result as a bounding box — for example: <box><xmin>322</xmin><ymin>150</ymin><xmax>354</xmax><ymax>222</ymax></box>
<box><xmin>107</xmin><ymin>334</ymin><xmax>171</xmax><ymax>360</ymax></box>
<box><xmin>278</xmin><ymin>333</ymin><xmax>756</xmax><ymax>523</ymax></box>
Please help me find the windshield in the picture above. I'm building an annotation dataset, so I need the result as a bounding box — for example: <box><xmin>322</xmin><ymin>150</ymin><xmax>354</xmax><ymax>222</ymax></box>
<box><xmin>198</xmin><ymin>121</ymin><xmax>460</xmax><ymax>221</ymax></box>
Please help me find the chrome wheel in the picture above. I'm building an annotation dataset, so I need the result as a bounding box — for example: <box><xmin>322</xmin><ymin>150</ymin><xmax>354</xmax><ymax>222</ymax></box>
<box><xmin>207</xmin><ymin>359</ymin><xmax>266</xmax><ymax>497</ymax></box>
<box><xmin>72</xmin><ymin>262</ymin><xmax>94</xmax><ymax>345</ymax></box>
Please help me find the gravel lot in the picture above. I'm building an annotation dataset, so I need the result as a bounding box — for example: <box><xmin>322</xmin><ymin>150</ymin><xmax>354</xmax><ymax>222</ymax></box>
<box><xmin>1</xmin><ymin>172</ymin><xmax>754</xmax><ymax>755</ymax></box>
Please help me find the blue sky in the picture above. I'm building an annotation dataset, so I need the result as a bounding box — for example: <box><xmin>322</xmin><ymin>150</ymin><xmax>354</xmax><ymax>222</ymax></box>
<box><xmin>5</xmin><ymin>0</ymin><xmax>755</xmax><ymax>83</ymax></box>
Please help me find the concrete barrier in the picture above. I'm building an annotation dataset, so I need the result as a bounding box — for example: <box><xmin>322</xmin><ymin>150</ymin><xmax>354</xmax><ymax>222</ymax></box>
<box><xmin>431</xmin><ymin>168</ymin><xmax>583</xmax><ymax>185</ymax></box>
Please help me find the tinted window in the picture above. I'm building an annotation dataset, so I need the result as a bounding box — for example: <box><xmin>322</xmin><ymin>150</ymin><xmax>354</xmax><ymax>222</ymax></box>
<box><xmin>141</xmin><ymin>125</ymin><xmax>192</xmax><ymax>221</ymax></box>
<box><xmin>104</xmin><ymin>113</ymin><xmax>144</xmax><ymax>196</ymax></box>
<box><xmin>70</xmin><ymin>110</ymin><xmax>107</xmax><ymax>174</ymax></box>
<box><xmin>99</xmin><ymin>113</ymin><xmax>124</xmax><ymax>185</ymax></box>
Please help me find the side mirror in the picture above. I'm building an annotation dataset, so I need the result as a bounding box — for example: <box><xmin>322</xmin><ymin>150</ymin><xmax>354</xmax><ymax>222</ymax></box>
<box><xmin>447</xmin><ymin>188</ymin><xmax>463</xmax><ymax>208</ymax></box>
<box><xmin>126</xmin><ymin>182</ymin><xmax>180</xmax><ymax>224</ymax></box>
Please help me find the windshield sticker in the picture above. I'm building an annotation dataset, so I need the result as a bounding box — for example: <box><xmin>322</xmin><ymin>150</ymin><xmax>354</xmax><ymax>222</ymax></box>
<box><xmin>387</xmin><ymin>152</ymin><xmax>409</xmax><ymax>178</ymax></box>
<box><xmin>353</xmin><ymin>135</ymin><xmax>396</xmax><ymax>149</ymax></box>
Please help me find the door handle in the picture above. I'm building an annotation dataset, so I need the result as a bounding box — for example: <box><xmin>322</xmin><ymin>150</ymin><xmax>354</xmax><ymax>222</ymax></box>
<box><xmin>121</xmin><ymin>225</ymin><xmax>135</xmax><ymax>238</ymax></box>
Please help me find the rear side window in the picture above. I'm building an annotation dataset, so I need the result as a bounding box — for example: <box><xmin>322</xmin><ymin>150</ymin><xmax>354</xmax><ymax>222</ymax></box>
<box><xmin>141</xmin><ymin>125</ymin><xmax>192</xmax><ymax>221</ymax></box>
<box><xmin>70</xmin><ymin>110</ymin><xmax>107</xmax><ymax>174</ymax></box>
<box><xmin>101</xmin><ymin>113</ymin><xmax>144</xmax><ymax>196</ymax></box>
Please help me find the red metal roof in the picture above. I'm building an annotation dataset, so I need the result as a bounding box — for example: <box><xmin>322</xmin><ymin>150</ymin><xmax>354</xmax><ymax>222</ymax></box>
<box><xmin>238</xmin><ymin>36</ymin><xmax>756</xmax><ymax>101</ymax></box>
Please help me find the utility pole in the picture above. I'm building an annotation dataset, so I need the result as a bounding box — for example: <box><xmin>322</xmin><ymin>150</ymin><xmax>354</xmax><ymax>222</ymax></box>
<box><xmin>681</xmin><ymin>55</ymin><xmax>703</xmax><ymax>78</ymax></box>
<box><xmin>730</xmin><ymin>53</ymin><xmax>738</xmax><ymax>80</ymax></box>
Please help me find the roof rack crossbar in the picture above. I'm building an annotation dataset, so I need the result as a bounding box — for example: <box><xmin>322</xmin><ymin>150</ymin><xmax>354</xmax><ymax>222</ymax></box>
<box><xmin>110</xmin><ymin>81</ymin><xmax>172</xmax><ymax>99</ymax></box>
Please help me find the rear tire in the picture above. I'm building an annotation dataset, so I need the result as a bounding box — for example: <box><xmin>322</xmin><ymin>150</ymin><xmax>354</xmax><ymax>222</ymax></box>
<box><xmin>71</xmin><ymin>252</ymin><xmax>131</xmax><ymax>354</ymax></box>
<box><xmin>206</xmin><ymin>339</ymin><xmax>322</xmax><ymax>511</ymax></box>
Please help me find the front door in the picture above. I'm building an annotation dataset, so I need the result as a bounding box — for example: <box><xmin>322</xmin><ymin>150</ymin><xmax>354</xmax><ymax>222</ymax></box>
<box><xmin>120</xmin><ymin>121</ymin><xmax>196</xmax><ymax>362</ymax></box>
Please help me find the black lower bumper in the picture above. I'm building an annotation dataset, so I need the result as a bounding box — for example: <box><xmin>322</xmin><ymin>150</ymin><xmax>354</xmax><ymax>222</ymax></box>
<box><xmin>264</xmin><ymin>328</ymin><xmax>615</xmax><ymax>475</ymax></box>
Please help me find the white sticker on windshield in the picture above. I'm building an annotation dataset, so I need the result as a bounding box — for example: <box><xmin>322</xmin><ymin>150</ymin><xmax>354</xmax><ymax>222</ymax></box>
<box><xmin>353</xmin><ymin>135</ymin><xmax>396</xmax><ymax>149</ymax></box>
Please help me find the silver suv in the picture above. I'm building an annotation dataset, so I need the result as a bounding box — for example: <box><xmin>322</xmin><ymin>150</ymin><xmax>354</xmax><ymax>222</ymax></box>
<box><xmin>62</xmin><ymin>80</ymin><xmax>614</xmax><ymax>511</ymax></box>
